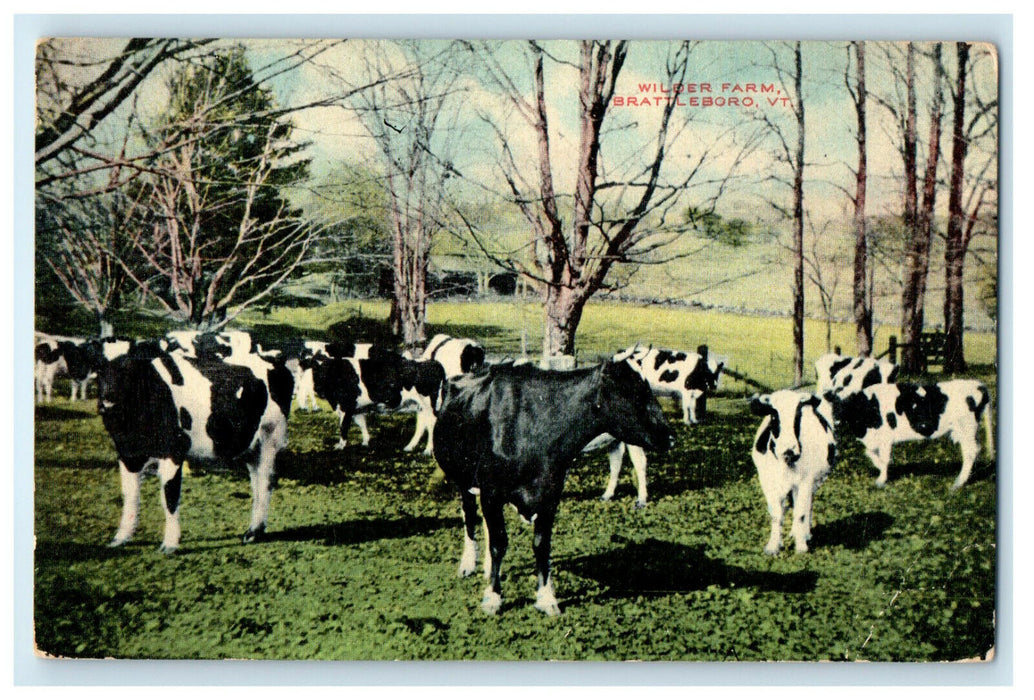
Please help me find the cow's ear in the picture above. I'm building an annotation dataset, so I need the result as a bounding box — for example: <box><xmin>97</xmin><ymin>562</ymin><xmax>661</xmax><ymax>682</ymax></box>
<box><xmin>749</xmin><ymin>394</ymin><xmax>772</xmax><ymax>416</ymax></box>
<box><xmin>803</xmin><ymin>394</ymin><xmax>822</xmax><ymax>408</ymax></box>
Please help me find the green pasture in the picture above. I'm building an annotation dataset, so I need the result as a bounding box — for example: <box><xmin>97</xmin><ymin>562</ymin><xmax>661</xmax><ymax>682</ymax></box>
<box><xmin>33</xmin><ymin>302</ymin><xmax>998</xmax><ymax>661</ymax></box>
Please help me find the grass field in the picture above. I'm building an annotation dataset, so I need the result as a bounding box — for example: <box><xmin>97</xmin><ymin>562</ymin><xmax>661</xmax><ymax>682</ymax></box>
<box><xmin>33</xmin><ymin>301</ymin><xmax>998</xmax><ymax>661</ymax></box>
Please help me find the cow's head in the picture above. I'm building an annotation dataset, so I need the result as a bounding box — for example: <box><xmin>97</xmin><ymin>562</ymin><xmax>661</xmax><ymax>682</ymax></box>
<box><xmin>613</xmin><ymin>342</ymin><xmax>649</xmax><ymax>367</ymax></box>
<box><xmin>595</xmin><ymin>360</ymin><xmax>672</xmax><ymax>452</ymax></box>
<box><xmin>750</xmin><ymin>391</ymin><xmax>823</xmax><ymax>465</ymax></box>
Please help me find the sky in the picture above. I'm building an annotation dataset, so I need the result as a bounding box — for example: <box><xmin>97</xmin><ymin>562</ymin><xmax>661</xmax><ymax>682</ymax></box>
<box><xmin>256</xmin><ymin>38</ymin><xmax>998</xmax><ymax>226</ymax></box>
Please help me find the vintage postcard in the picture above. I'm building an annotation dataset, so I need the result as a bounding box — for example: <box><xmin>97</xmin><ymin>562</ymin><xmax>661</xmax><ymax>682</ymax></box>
<box><xmin>32</xmin><ymin>37</ymin><xmax>998</xmax><ymax>663</ymax></box>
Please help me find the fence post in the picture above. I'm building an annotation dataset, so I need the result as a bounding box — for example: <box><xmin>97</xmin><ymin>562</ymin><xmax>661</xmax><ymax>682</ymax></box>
<box><xmin>888</xmin><ymin>335</ymin><xmax>897</xmax><ymax>364</ymax></box>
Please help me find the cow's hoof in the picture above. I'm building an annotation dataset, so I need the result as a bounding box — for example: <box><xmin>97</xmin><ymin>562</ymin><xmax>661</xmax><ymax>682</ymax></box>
<box><xmin>634</xmin><ymin>499</ymin><xmax>647</xmax><ymax>510</ymax></box>
<box><xmin>403</xmin><ymin>445</ymin><xmax>416</xmax><ymax>453</ymax></box>
<box><xmin>458</xmin><ymin>563</ymin><xmax>476</xmax><ymax>578</ymax></box>
<box><xmin>107</xmin><ymin>537</ymin><xmax>130</xmax><ymax>548</ymax></box>
<box><xmin>874</xmin><ymin>480</ymin><xmax>887</xmax><ymax>489</ymax></box>
<box><xmin>480</xmin><ymin>590</ymin><xmax>502</xmax><ymax>615</ymax></box>
<box><xmin>242</xmin><ymin>525</ymin><xmax>266</xmax><ymax>544</ymax></box>
<box><xmin>763</xmin><ymin>545</ymin><xmax>780</xmax><ymax>556</ymax></box>
<box><xmin>333</xmin><ymin>441</ymin><xmax>347</xmax><ymax>451</ymax></box>
<box><xmin>600</xmin><ymin>493</ymin><xmax>613</xmax><ymax>502</ymax></box>
<box><xmin>158</xmin><ymin>543</ymin><xmax>179</xmax><ymax>555</ymax></box>
<box><xmin>794</xmin><ymin>544</ymin><xmax>809</xmax><ymax>554</ymax></box>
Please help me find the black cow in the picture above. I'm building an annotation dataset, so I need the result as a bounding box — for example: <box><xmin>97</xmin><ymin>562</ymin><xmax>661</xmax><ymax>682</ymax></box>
<box><xmin>96</xmin><ymin>333</ymin><xmax>294</xmax><ymax>552</ymax></box>
<box><xmin>432</xmin><ymin>359</ymin><xmax>672</xmax><ymax>616</ymax></box>
<box><xmin>307</xmin><ymin>343</ymin><xmax>446</xmax><ymax>452</ymax></box>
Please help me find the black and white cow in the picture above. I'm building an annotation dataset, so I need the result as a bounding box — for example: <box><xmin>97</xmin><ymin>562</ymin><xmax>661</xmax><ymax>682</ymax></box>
<box><xmin>815</xmin><ymin>352</ymin><xmax>898</xmax><ymax>398</ymax></box>
<box><xmin>581</xmin><ymin>433</ymin><xmax>649</xmax><ymax>508</ymax></box>
<box><xmin>827</xmin><ymin>379</ymin><xmax>994</xmax><ymax>490</ymax></box>
<box><xmin>420</xmin><ymin>334</ymin><xmax>486</xmax><ymax>378</ymax></box>
<box><xmin>749</xmin><ymin>391</ymin><xmax>837</xmax><ymax>555</ymax></box>
<box><xmin>432</xmin><ymin>359</ymin><xmax>672</xmax><ymax>616</ymax></box>
<box><xmin>96</xmin><ymin>331</ymin><xmax>294</xmax><ymax>552</ymax></box>
<box><xmin>395</xmin><ymin>334</ymin><xmax>488</xmax><ymax>454</ymax></box>
<box><xmin>306</xmin><ymin>343</ymin><xmax>445</xmax><ymax>453</ymax></box>
<box><xmin>34</xmin><ymin>334</ymin><xmax>103</xmax><ymax>402</ymax></box>
<box><xmin>616</xmin><ymin>343</ymin><xmax>723</xmax><ymax>425</ymax></box>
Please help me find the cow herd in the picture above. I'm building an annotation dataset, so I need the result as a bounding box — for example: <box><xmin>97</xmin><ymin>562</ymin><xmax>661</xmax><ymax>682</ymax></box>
<box><xmin>34</xmin><ymin>328</ymin><xmax>994</xmax><ymax>617</ymax></box>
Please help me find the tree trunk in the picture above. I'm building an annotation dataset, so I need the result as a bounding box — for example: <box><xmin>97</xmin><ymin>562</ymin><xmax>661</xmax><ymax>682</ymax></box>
<box><xmin>542</xmin><ymin>284</ymin><xmax>586</xmax><ymax>358</ymax></box>
<box><xmin>901</xmin><ymin>42</ymin><xmax>943</xmax><ymax>374</ymax></box>
<box><xmin>943</xmin><ymin>42</ymin><xmax>970</xmax><ymax>374</ymax></box>
<box><xmin>791</xmin><ymin>41</ymin><xmax>806</xmax><ymax>386</ymax></box>
<box><xmin>851</xmin><ymin>41</ymin><xmax>872</xmax><ymax>356</ymax></box>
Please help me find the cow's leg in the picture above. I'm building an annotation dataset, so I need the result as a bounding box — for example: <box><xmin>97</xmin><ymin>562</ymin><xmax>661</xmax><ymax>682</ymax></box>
<box><xmin>867</xmin><ymin>442</ymin><xmax>892</xmax><ymax>487</ymax></box>
<box><xmin>758</xmin><ymin>467</ymin><xmax>785</xmax><ymax>555</ymax></box>
<box><xmin>156</xmin><ymin>458</ymin><xmax>183</xmax><ymax>554</ymax></box>
<box><xmin>69</xmin><ymin>380</ymin><xmax>77</xmax><ymax>402</ymax></box>
<box><xmin>110</xmin><ymin>460</ymin><xmax>142</xmax><ymax>547</ymax></box>
<box><xmin>600</xmin><ymin>442</ymin><xmax>626</xmax><ymax>502</ymax></box>
<box><xmin>422</xmin><ymin>414</ymin><xmax>436</xmax><ymax>455</ymax></box>
<box><xmin>532</xmin><ymin>507</ymin><xmax>561</xmax><ymax>616</ymax></box>
<box><xmin>680</xmin><ymin>394</ymin><xmax>692</xmax><ymax>425</ymax></box>
<box><xmin>403</xmin><ymin>409</ymin><xmax>431</xmax><ymax>453</ymax></box>
<box><xmin>458</xmin><ymin>489</ymin><xmax>479</xmax><ymax>577</ymax></box>
<box><xmin>353</xmin><ymin>414</ymin><xmax>370</xmax><ymax>446</ymax></box>
<box><xmin>243</xmin><ymin>438</ymin><xmax>278</xmax><ymax>543</ymax></box>
<box><xmin>790</xmin><ymin>480</ymin><xmax>816</xmax><ymax>553</ymax></box>
<box><xmin>481</xmin><ymin>515</ymin><xmax>491</xmax><ymax>579</ymax></box>
<box><xmin>952</xmin><ymin>431</ymin><xmax>980</xmax><ymax>490</ymax></box>
<box><xmin>333</xmin><ymin>409</ymin><xmax>349</xmax><ymax>450</ymax></box>
<box><xmin>627</xmin><ymin>445</ymin><xmax>648</xmax><ymax>508</ymax></box>
<box><xmin>479</xmin><ymin>496</ymin><xmax>508</xmax><ymax>615</ymax></box>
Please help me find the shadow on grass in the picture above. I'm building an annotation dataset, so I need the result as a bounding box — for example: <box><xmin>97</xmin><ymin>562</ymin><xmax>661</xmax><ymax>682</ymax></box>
<box><xmin>266</xmin><ymin>514</ymin><xmax>460</xmax><ymax>547</ymax></box>
<box><xmin>563</xmin><ymin>537</ymin><xmax>818</xmax><ymax>600</ymax></box>
<box><xmin>34</xmin><ymin>404</ymin><xmax>96</xmax><ymax>422</ymax></box>
<box><xmin>890</xmin><ymin>457</ymin><xmax>997</xmax><ymax>486</ymax></box>
<box><xmin>810</xmin><ymin>511</ymin><xmax>894</xmax><ymax>550</ymax></box>
<box><xmin>35</xmin><ymin>539</ymin><xmax>133</xmax><ymax>563</ymax></box>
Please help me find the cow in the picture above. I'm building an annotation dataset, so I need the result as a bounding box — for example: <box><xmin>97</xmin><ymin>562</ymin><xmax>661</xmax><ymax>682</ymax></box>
<box><xmin>826</xmin><ymin>379</ymin><xmax>994</xmax><ymax>490</ymax></box>
<box><xmin>95</xmin><ymin>331</ymin><xmax>294</xmax><ymax>552</ymax></box>
<box><xmin>432</xmin><ymin>359</ymin><xmax>673</xmax><ymax>616</ymax></box>
<box><xmin>616</xmin><ymin>343</ymin><xmax>723</xmax><ymax>425</ymax></box>
<box><xmin>586</xmin><ymin>343</ymin><xmax>722</xmax><ymax>506</ymax></box>
<box><xmin>393</xmin><ymin>334</ymin><xmax>488</xmax><ymax>454</ymax></box>
<box><xmin>749</xmin><ymin>391</ymin><xmax>837</xmax><ymax>555</ymax></box>
<box><xmin>272</xmin><ymin>339</ymin><xmax>357</xmax><ymax>409</ymax></box>
<box><xmin>34</xmin><ymin>335</ymin><xmax>102</xmax><ymax>403</ymax></box>
<box><xmin>420</xmin><ymin>334</ymin><xmax>486</xmax><ymax>378</ymax></box>
<box><xmin>815</xmin><ymin>352</ymin><xmax>898</xmax><ymax>398</ymax></box>
<box><xmin>306</xmin><ymin>343</ymin><xmax>445</xmax><ymax>453</ymax></box>
<box><xmin>582</xmin><ymin>433</ymin><xmax>649</xmax><ymax>508</ymax></box>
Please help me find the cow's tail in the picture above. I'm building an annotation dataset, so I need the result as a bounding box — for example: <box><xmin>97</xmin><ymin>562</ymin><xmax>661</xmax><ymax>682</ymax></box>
<box><xmin>967</xmin><ymin>384</ymin><xmax>994</xmax><ymax>459</ymax></box>
<box><xmin>981</xmin><ymin>388</ymin><xmax>995</xmax><ymax>459</ymax></box>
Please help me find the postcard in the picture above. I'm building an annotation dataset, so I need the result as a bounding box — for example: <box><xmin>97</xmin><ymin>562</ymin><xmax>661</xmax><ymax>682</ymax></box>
<box><xmin>32</xmin><ymin>36</ymin><xmax>998</xmax><ymax>663</ymax></box>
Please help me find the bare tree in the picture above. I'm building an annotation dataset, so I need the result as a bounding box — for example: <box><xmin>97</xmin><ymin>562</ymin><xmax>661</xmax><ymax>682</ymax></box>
<box><xmin>900</xmin><ymin>42</ymin><xmax>944</xmax><ymax>374</ymax></box>
<box><xmin>36</xmin><ymin>161</ymin><xmax>145</xmax><ymax>337</ymax></box>
<box><xmin>847</xmin><ymin>41</ymin><xmax>873</xmax><ymax>356</ymax></box>
<box><xmin>117</xmin><ymin>48</ymin><xmax>315</xmax><ymax>330</ymax></box>
<box><xmin>463</xmin><ymin>40</ymin><xmax>757</xmax><ymax>358</ymax></box>
<box><xmin>338</xmin><ymin>41</ymin><xmax>466</xmax><ymax>347</ymax></box>
<box><xmin>755</xmin><ymin>41</ymin><xmax>807</xmax><ymax>383</ymax></box>
<box><xmin>35</xmin><ymin>38</ymin><xmax>213</xmax><ymax>170</ymax></box>
<box><xmin>943</xmin><ymin>42</ymin><xmax>998</xmax><ymax>372</ymax></box>
<box><xmin>804</xmin><ymin>216</ymin><xmax>844</xmax><ymax>353</ymax></box>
